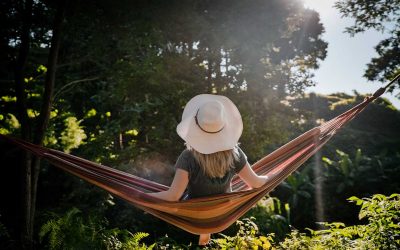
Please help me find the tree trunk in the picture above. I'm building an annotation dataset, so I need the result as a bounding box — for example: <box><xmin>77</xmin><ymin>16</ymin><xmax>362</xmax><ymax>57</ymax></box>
<box><xmin>30</xmin><ymin>0</ymin><xmax>68</xmax><ymax>246</ymax></box>
<box><xmin>14</xmin><ymin>0</ymin><xmax>32</xmax><ymax>142</ymax></box>
<box><xmin>14</xmin><ymin>0</ymin><xmax>33</xmax><ymax>248</ymax></box>
<box><xmin>14</xmin><ymin>0</ymin><xmax>68</xmax><ymax>248</ymax></box>
<box><xmin>33</xmin><ymin>0</ymin><xmax>67</xmax><ymax>145</ymax></box>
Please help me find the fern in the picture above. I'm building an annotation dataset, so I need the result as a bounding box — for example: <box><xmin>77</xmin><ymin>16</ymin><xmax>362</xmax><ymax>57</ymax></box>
<box><xmin>39</xmin><ymin>208</ymin><xmax>84</xmax><ymax>250</ymax></box>
<box><xmin>0</xmin><ymin>220</ymin><xmax>10</xmax><ymax>239</ymax></box>
<box><xmin>39</xmin><ymin>218</ymin><xmax>63</xmax><ymax>249</ymax></box>
<box><xmin>122</xmin><ymin>232</ymin><xmax>155</xmax><ymax>250</ymax></box>
<box><xmin>209</xmin><ymin>218</ymin><xmax>275</xmax><ymax>249</ymax></box>
<box><xmin>132</xmin><ymin>232</ymin><xmax>149</xmax><ymax>244</ymax></box>
<box><xmin>40</xmin><ymin>208</ymin><xmax>157</xmax><ymax>249</ymax></box>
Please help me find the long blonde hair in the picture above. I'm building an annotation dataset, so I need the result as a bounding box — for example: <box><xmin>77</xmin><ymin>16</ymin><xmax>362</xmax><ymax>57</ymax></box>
<box><xmin>188</xmin><ymin>146</ymin><xmax>239</xmax><ymax>178</ymax></box>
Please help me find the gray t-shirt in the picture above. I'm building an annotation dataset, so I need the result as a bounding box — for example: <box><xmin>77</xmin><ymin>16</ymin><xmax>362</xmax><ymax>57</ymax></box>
<box><xmin>175</xmin><ymin>147</ymin><xmax>248</xmax><ymax>199</ymax></box>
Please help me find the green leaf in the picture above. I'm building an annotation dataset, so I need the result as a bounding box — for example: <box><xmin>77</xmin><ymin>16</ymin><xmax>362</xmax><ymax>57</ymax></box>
<box><xmin>322</xmin><ymin>157</ymin><xmax>333</xmax><ymax>165</ymax></box>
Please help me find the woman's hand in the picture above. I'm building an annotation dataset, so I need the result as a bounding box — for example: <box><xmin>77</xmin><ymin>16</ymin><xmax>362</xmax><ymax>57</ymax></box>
<box><xmin>238</xmin><ymin>163</ymin><xmax>269</xmax><ymax>189</ymax></box>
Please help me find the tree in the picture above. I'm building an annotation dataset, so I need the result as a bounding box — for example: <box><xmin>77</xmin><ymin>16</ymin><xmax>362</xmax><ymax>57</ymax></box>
<box><xmin>1</xmin><ymin>0</ymin><xmax>68</xmax><ymax>248</ymax></box>
<box><xmin>335</xmin><ymin>0</ymin><xmax>400</xmax><ymax>91</ymax></box>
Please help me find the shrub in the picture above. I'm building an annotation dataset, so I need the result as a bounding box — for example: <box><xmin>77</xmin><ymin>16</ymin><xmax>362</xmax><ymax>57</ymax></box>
<box><xmin>0</xmin><ymin>217</ymin><xmax>15</xmax><ymax>249</ymax></box>
<box><xmin>208</xmin><ymin>218</ymin><xmax>274</xmax><ymax>250</ymax></box>
<box><xmin>279</xmin><ymin>193</ymin><xmax>400</xmax><ymax>249</ymax></box>
<box><xmin>39</xmin><ymin>207</ymin><xmax>154</xmax><ymax>250</ymax></box>
<box><xmin>245</xmin><ymin>197</ymin><xmax>290</xmax><ymax>241</ymax></box>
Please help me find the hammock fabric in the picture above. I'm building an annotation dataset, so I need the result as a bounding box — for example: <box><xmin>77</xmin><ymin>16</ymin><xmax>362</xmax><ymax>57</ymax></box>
<box><xmin>0</xmin><ymin>84</ymin><xmax>394</xmax><ymax>235</ymax></box>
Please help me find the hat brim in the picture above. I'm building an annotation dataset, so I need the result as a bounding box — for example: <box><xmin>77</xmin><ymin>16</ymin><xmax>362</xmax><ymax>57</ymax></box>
<box><xmin>176</xmin><ymin>94</ymin><xmax>243</xmax><ymax>154</ymax></box>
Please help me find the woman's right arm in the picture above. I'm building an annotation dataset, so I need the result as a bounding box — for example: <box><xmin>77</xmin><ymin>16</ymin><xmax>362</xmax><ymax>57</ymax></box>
<box><xmin>147</xmin><ymin>168</ymin><xmax>189</xmax><ymax>201</ymax></box>
<box><xmin>237</xmin><ymin>163</ymin><xmax>269</xmax><ymax>189</ymax></box>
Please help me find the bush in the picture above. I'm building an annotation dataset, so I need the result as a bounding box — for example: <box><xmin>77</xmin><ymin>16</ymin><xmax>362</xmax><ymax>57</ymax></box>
<box><xmin>38</xmin><ymin>194</ymin><xmax>400</xmax><ymax>249</ymax></box>
<box><xmin>279</xmin><ymin>193</ymin><xmax>400</xmax><ymax>249</ymax></box>
<box><xmin>0</xmin><ymin>217</ymin><xmax>15</xmax><ymax>250</ymax></box>
<box><xmin>208</xmin><ymin>218</ymin><xmax>274</xmax><ymax>250</ymax></box>
<box><xmin>39</xmin><ymin>207</ymin><xmax>155</xmax><ymax>250</ymax></box>
<box><xmin>244</xmin><ymin>197</ymin><xmax>290</xmax><ymax>241</ymax></box>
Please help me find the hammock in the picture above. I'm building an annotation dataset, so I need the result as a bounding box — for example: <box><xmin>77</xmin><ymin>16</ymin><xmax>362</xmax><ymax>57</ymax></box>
<box><xmin>1</xmin><ymin>78</ymin><xmax>397</xmax><ymax>234</ymax></box>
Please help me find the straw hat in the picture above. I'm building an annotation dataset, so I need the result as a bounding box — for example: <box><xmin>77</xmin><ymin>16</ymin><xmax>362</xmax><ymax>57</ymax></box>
<box><xmin>177</xmin><ymin>94</ymin><xmax>243</xmax><ymax>154</ymax></box>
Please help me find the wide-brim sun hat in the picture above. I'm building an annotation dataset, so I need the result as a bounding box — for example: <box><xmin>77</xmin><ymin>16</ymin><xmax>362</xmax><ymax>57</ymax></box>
<box><xmin>177</xmin><ymin>94</ymin><xmax>243</xmax><ymax>154</ymax></box>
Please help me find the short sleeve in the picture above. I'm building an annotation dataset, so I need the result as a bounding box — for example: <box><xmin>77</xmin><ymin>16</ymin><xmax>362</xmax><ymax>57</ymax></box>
<box><xmin>234</xmin><ymin>147</ymin><xmax>248</xmax><ymax>173</ymax></box>
<box><xmin>175</xmin><ymin>150</ymin><xmax>191</xmax><ymax>175</ymax></box>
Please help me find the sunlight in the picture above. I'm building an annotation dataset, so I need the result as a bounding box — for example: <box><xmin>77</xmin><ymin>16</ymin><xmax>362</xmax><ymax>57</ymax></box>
<box><xmin>313</xmin><ymin>151</ymin><xmax>325</xmax><ymax>227</ymax></box>
<box><xmin>302</xmin><ymin>0</ymin><xmax>336</xmax><ymax>15</ymax></box>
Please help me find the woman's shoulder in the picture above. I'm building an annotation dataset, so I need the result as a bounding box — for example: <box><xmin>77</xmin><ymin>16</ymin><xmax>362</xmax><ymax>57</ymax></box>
<box><xmin>233</xmin><ymin>146</ymin><xmax>248</xmax><ymax>173</ymax></box>
<box><xmin>234</xmin><ymin>146</ymin><xmax>247</xmax><ymax>159</ymax></box>
<box><xmin>175</xmin><ymin>149</ymin><xmax>199</xmax><ymax>176</ymax></box>
<box><xmin>176</xmin><ymin>149</ymin><xmax>196</xmax><ymax>166</ymax></box>
<box><xmin>178</xmin><ymin>149</ymin><xmax>194</xmax><ymax>159</ymax></box>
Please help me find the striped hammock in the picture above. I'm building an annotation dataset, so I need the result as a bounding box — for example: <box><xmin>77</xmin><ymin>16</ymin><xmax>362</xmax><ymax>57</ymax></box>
<box><xmin>0</xmin><ymin>83</ymin><xmax>394</xmax><ymax>235</ymax></box>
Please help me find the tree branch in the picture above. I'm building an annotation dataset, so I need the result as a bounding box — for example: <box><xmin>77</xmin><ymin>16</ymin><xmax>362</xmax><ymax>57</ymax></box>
<box><xmin>53</xmin><ymin>77</ymin><xmax>99</xmax><ymax>101</ymax></box>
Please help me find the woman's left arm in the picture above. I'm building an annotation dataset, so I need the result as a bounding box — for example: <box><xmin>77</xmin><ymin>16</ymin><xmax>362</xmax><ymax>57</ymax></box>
<box><xmin>238</xmin><ymin>163</ymin><xmax>269</xmax><ymax>189</ymax></box>
<box><xmin>147</xmin><ymin>169</ymin><xmax>189</xmax><ymax>201</ymax></box>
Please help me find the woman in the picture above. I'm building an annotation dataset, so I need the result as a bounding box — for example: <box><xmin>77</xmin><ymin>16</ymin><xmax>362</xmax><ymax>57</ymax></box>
<box><xmin>149</xmin><ymin>94</ymin><xmax>269</xmax><ymax>245</ymax></box>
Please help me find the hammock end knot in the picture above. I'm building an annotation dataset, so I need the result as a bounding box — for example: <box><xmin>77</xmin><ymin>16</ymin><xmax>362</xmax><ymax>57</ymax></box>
<box><xmin>372</xmin><ymin>87</ymin><xmax>386</xmax><ymax>98</ymax></box>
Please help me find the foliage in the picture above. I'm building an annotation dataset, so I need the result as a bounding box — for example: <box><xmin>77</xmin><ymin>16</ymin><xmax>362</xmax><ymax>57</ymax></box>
<box><xmin>334</xmin><ymin>0</ymin><xmax>400</xmax><ymax>86</ymax></box>
<box><xmin>279</xmin><ymin>193</ymin><xmax>400</xmax><ymax>249</ymax></box>
<box><xmin>39</xmin><ymin>207</ymin><xmax>155</xmax><ymax>250</ymax></box>
<box><xmin>321</xmin><ymin>149</ymin><xmax>400</xmax><ymax>224</ymax></box>
<box><xmin>0</xmin><ymin>221</ymin><xmax>9</xmax><ymax>239</ymax></box>
<box><xmin>50</xmin><ymin>0</ymin><xmax>328</xmax><ymax>163</ymax></box>
<box><xmin>104</xmin><ymin>231</ymin><xmax>155</xmax><ymax>250</ymax></box>
<box><xmin>208</xmin><ymin>218</ymin><xmax>275</xmax><ymax>250</ymax></box>
<box><xmin>280</xmin><ymin>169</ymin><xmax>313</xmax><ymax>212</ymax></box>
<box><xmin>245</xmin><ymin>197</ymin><xmax>291</xmax><ymax>241</ymax></box>
<box><xmin>271</xmin><ymin>91</ymin><xmax>400</xmax><ymax>229</ymax></box>
<box><xmin>155</xmin><ymin>235</ymin><xmax>193</xmax><ymax>250</ymax></box>
<box><xmin>59</xmin><ymin>117</ymin><xmax>87</xmax><ymax>153</ymax></box>
<box><xmin>36</xmin><ymin>194</ymin><xmax>400</xmax><ymax>249</ymax></box>
<box><xmin>0</xmin><ymin>217</ymin><xmax>14</xmax><ymax>249</ymax></box>
<box><xmin>270</xmin><ymin>164</ymin><xmax>315</xmax><ymax>229</ymax></box>
<box><xmin>322</xmin><ymin>149</ymin><xmax>364</xmax><ymax>194</ymax></box>
<box><xmin>290</xmin><ymin>92</ymin><xmax>400</xmax><ymax>156</ymax></box>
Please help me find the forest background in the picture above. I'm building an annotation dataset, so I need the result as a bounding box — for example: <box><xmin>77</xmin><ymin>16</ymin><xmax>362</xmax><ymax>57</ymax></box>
<box><xmin>0</xmin><ymin>0</ymin><xmax>399</xmax><ymax>249</ymax></box>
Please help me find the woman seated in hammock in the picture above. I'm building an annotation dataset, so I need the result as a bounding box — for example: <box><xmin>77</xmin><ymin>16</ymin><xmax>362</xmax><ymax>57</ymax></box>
<box><xmin>149</xmin><ymin>94</ymin><xmax>269</xmax><ymax>246</ymax></box>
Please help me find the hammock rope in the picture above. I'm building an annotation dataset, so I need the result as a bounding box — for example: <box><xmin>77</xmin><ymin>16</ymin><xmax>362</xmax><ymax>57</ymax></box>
<box><xmin>1</xmin><ymin>75</ymin><xmax>398</xmax><ymax>234</ymax></box>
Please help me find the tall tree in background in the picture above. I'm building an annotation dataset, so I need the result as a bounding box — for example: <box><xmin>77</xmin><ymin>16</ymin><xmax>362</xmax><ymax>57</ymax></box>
<box><xmin>1</xmin><ymin>0</ymin><xmax>67</xmax><ymax>248</ymax></box>
<box><xmin>55</xmin><ymin>0</ymin><xmax>327</xmax><ymax>160</ymax></box>
<box><xmin>335</xmin><ymin>0</ymin><xmax>400</xmax><ymax>91</ymax></box>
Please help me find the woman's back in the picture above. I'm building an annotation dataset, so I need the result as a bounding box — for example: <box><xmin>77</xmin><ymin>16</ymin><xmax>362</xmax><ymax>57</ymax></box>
<box><xmin>175</xmin><ymin>147</ymin><xmax>247</xmax><ymax>199</ymax></box>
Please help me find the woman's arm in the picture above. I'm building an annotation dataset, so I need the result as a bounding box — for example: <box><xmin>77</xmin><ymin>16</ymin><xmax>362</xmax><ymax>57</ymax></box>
<box><xmin>147</xmin><ymin>169</ymin><xmax>189</xmax><ymax>201</ymax></box>
<box><xmin>237</xmin><ymin>163</ymin><xmax>269</xmax><ymax>189</ymax></box>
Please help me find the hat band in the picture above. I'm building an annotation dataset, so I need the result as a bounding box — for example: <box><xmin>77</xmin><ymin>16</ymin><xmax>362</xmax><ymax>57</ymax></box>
<box><xmin>194</xmin><ymin>109</ymin><xmax>225</xmax><ymax>134</ymax></box>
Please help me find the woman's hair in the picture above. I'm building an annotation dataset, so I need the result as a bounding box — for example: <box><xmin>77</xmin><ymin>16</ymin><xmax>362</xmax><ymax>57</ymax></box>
<box><xmin>188</xmin><ymin>145</ymin><xmax>239</xmax><ymax>178</ymax></box>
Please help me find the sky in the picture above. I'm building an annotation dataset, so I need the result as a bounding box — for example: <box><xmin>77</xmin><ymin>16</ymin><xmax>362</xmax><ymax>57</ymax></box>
<box><xmin>302</xmin><ymin>0</ymin><xmax>400</xmax><ymax>108</ymax></box>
